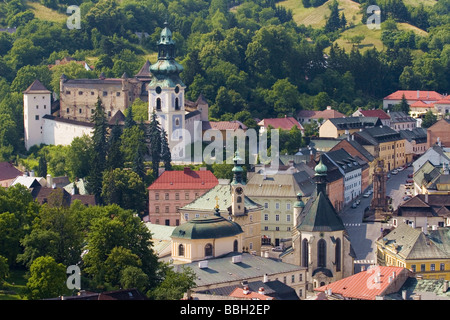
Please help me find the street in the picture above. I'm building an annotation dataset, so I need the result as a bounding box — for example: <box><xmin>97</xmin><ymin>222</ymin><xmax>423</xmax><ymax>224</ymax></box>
<box><xmin>339</xmin><ymin>165</ymin><xmax>413</xmax><ymax>272</ymax></box>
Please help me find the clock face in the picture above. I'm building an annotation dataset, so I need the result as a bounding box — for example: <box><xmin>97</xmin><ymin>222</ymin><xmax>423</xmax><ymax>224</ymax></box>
<box><xmin>155</xmin><ymin>86</ymin><xmax>162</xmax><ymax>94</ymax></box>
<box><xmin>236</xmin><ymin>187</ymin><xmax>243</xmax><ymax>195</ymax></box>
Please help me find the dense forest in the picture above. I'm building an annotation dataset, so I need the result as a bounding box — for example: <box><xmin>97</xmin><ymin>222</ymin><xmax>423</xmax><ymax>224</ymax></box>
<box><xmin>0</xmin><ymin>0</ymin><xmax>449</xmax><ymax>162</ymax></box>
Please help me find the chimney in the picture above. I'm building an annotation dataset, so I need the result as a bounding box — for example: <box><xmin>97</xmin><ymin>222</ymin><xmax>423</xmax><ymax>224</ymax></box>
<box><xmin>243</xmin><ymin>286</ymin><xmax>250</xmax><ymax>295</ymax></box>
<box><xmin>444</xmin><ymin>280</ymin><xmax>449</xmax><ymax>293</ymax></box>
<box><xmin>46</xmin><ymin>174</ymin><xmax>53</xmax><ymax>188</ymax></box>
<box><xmin>263</xmin><ymin>274</ymin><xmax>269</xmax><ymax>283</ymax></box>
<box><xmin>425</xmin><ymin>192</ymin><xmax>428</xmax><ymax>203</ymax></box>
<box><xmin>258</xmin><ymin>287</ymin><xmax>265</xmax><ymax>295</ymax></box>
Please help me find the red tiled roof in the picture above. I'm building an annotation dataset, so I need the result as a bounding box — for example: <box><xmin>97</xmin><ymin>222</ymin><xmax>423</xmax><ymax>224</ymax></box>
<box><xmin>359</xmin><ymin>109</ymin><xmax>390</xmax><ymax>119</ymax></box>
<box><xmin>0</xmin><ymin>162</ymin><xmax>23</xmax><ymax>181</ymax></box>
<box><xmin>434</xmin><ymin>98</ymin><xmax>450</xmax><ymax>105</ymax></box>
<box><xmin>410</xmin><ymin>100</ymin><xmax>434</xmax><ymax>108</ymax></box>
<box><xmin>202</xmin><ymin>121</ymin><xmax>247</xmax><ymax>131</ymax></box>
<box><xmin>147</xmin><ymin>168</ymin><xmax>218</xmax><ymax>190</ymax></box>
<box><xmin>229</xmin><ymin>288</ymin><xmax>274</xmax><ymax>300</ymax></box>
<box><xmin>384</xmin><ymin>90</ymin><xmax>443</xmax><ymax>101</ymax></box>
<box><xmin>311</xmin><ymin>108</ymin><xmax>345</xmax><ymax>119</ymax></box>
<box><xmin>258</xmin><ymin>117</ymin><xmax>303</xmax><ymax>131</ymax></box>
<box><xmin>315</xmin><ymin>266</ymin><xmax>408</xmax><ymax>300</ymax></box>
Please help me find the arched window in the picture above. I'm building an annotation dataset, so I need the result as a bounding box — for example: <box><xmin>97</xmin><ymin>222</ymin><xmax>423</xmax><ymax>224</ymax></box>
<box><xmin>237</xmin><ymin>196</ymin><xmax>242</xmax><ymax>203</ymax></box>
<box><xmin>175</xmin><ymin>97</ymin><xmax>180</xmax><ymax>110</ymax></box>
<box><xmin>335</xmin><ymin>238</ymin><xmax>341</xmax><ymax>272</ymax></box>
<box><xmin>317</xmin><ymin>239</ymin><xmax>326</xmax><ymax>268</ymax></box>
<box><xmin>205</xmin><ymin>243</ymin><xmax>213</xmax><ymax>257</ymax></box>
<box><xmin>301</xmin><ymin>239</ymin><xmax>309</xmax><ymax>268</ymax></box>
<box><xmin>178</xmin><ymin>244</ymin><xmax>184</xmax><ymax>257</ymax></box>
<box><xmin>233</xmin><ymin>240</ymin><xmax>238</xmax><ymax>252</ymax></box>
<box><xmin>156</xmin><ymin>98</ymin><xmax>161</xmax><ymax>111</ymax></box>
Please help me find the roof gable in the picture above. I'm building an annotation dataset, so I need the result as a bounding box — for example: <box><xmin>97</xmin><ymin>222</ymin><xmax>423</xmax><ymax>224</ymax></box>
<box><xmin>147</xmin><ymin>168</ymin><xmax>218</xmax><ymax>190</ymax></box>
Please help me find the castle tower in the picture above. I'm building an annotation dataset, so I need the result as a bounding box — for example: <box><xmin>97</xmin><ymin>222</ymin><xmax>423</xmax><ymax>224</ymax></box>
<box><xmin>148</xmin><ymin>23</ymin><xmax>186</xmax><ymax>160</ymax></box>
<box><xmin>23</xmin><ymin>80</ymin><xmax>52</xmax><ymax>150</ymax></box>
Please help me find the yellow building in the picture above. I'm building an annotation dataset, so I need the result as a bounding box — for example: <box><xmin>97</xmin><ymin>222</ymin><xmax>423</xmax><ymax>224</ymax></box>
<box><xmin>376</xmin><ymin>223</ymin><xmax>450</xmax><ymax>280</ymax></box>
<box><xmin>353</xmin><ymin>126</ymin><xmax>407</xmax><ymax>172</ymax></box>
<box><xmin>319</xmin><ymin>117</ymin><xmax>382</xmax><ymax>138</ymax></box>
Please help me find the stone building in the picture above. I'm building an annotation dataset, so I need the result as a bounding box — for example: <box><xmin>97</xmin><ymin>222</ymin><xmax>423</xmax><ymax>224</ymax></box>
<box><xmin>281</xmin><ymin>156</ymin><xmax>355</xmax><ymax>291</ymax></box>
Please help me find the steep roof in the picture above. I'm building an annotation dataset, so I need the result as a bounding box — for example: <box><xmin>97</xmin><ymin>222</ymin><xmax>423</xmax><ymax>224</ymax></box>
<box><xmin>310</xmin><ymin>107</ymin><xmax>345</xmax><ymax>120</ymax></box>
<box><xmin>315</xmin><ymin>266</ymin><xmax>409</xmax><ymax>300</ymax></box>
<box><xmin>389</xmin><ymin>111</ymin><xmax>416</xmax><ymax>123</ymax></box>
<box><xmin>328</xmin><ymin>117</ymin><xmax>382</xmax><ymax>129</ymax></box>
<box><xmin>23</xmin><ymin>79</ymin><xmax>51</xmax><ymax>94</ymax></box>
<box><xmin>0</xmin><ymin>162</ymin><xmax>23</xmax><ymax>181</ymax></box>
<box><xmin>202</xmin><ymin>120</ymin><xmax>248</xmax><ymax>131</ymax></box>
<box><xmin>147</xmin><ymin>168</ymin><xmax>218</xmax><ymax>190</ymax></box>
<box><xmin>134</xmin><ymin>60</ymin><xmax>152</xmax><ymax>79</ymax></box>
<box><xmin>297</xmin><ymin>190</ymin><xmax>346</xmax><ymax>232</ymax></box>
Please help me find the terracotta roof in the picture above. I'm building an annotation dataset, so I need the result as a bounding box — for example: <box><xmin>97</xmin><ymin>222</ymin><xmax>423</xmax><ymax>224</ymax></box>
<box><xmin>384</xmin><ymin>90</ymin><xmax>443</xmax><ymax>101</ymax></box>
<box><xmin>434</xmin><ymin>98</ymin><xmax>450</xmax><ymax>105</ymax></box>
<box><xmin>297</xmin><ymin>110</ymin><xmax>317</xmax><ymax>118</ymax></box>
<box><xmin>358</xmin><ymin>109</ymin><xmax>390</xmax><ymax>119</ymax></box>
<box><xmin>410</xmin><ymin>100</ymin><xmax>433</xmax><ymax>108</ymax></box>
<box><xmin>147</xmin><ymin>168</ymin><xmax>218</xmax><ymax>190</ymax></box>
<box><xmin>315</xmin><ymin>266</ymin><xmax>409</xmax><ymax>300</ymax></box>
<box><xmin>0</xmin><ymin>162</ymin><xmax>23</xmax><ymax>181</ymax></box>
<box><xmin>202</xmin><ymin>120</ymin><xmax>248</xmax><ymax>131</ymax></box>
<box><xmin>23</xmin><ymin>79</ymin><xmax>51</xmax><ymax>94</ymax></box>
<box><xmin>258</xmin><ymin>117</ymin><xmax>303</xmax><ymax>131</ymax></box>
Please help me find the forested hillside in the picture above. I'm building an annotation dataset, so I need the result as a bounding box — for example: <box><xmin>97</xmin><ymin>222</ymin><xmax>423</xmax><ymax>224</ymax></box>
<box><xmin>0</xmin><ymin>0</ymin><xmax>449</xmax><ymax>161</ymax></box>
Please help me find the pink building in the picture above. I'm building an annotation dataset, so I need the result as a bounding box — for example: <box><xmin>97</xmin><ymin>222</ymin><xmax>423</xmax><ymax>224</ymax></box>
<box><xmin>147</xmin><ymin>167</ymin><xmax>219</xmax><ymax>226</ymax></box>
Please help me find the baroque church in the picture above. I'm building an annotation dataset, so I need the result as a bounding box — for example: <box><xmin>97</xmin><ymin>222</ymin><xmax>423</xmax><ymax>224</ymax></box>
<box><xmin>281</xmin><ymin>156</ymin><xmax>356</xmax><ymax>290</ymax></box>
<box><xmin>23</xmin><ymin>23</ymin><xmax>208</xmax><ymax>157</ymax></box>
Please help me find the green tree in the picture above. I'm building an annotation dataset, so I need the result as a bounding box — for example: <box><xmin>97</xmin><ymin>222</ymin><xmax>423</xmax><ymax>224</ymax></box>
<box><xmin>150</xmin><ymin>264</ymin><xmax>197</xmax><ymax>300</ymax></box>
<box><xmin>87</xmin><ymin>97</ymin><xmax>108</xmax><ymax>204</ymax></box>
<box><xmin>106</xmin><ymin>123</ymin><xmax>124</xmax><ymax>171</ymax></box>
<box><xmin>66</xmin><ymin>135</ymin><xmax>93</xmax><ymax>180</ymax></box>
<box><xmin>325</xmin><ymin>0</ymin><xmax>341</xmax><ymax>33</ymax></box>
<box><xmin>0</xmin><ymin>255</ymin><xmax>8</xmax><ymax>285</ymax></box>
<box><xmin>422</xmin><ymin>110</ymin><xmax>438</xmax><ymax>128</ymax></box>
<box><xmin>26</xmin><ymin>256</ymin><xmax>67</xmax><ymax>300</ymax></box>
<box><xmin>148</xmin><ymin>110</ymin><xmax>162</xmax><ymax>180</ymax></box>
<box><xmin>101</xmin><ymin>168</ymin><xmax>146</xmax><ymax>213</ymax></box>
<box><xmin>104</xmin><ymin>246</ymin><xmax>142</xmax><ymax>287</ymax></box>
<box><xmin>160</xmin><ymin>129</ymin><xmax>172</xmax><ymax>171</ymax></box>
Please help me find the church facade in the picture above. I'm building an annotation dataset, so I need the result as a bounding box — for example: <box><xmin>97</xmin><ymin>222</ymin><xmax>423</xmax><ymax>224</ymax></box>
<box><xmin>23</xmin><ymin>24</ymin><xmax>208</xmax><ymax>155</ymax></box>
<box><xmin>281</xmin><ymin>156</ymin><xmax>355</xmax><ymax>291</ymax></box>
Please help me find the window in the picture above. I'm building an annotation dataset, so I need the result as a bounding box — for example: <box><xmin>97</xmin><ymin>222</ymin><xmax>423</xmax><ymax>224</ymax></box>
<box><xmin>165</xmin><ymin>219</ymin><xmax>170</xmax><ymax>226</ymax></box>
<box><xmin>195</xmin><ymin>214</ymin><xmax>200</xmax><ymax>218</ymax></box>
<box><xmin>36</xmin><ymin>105</ymin><xmax>39</xmax><ymax>109</ymax></box>
<box><xmin>286</xmin><ymin>203</ymin><xmax>291</xmax><ymax>210</ymax></box>
<box><xmin>421</xmin><ymin>264</ymin><xmax>426</xmax><ymax>272</ymax></box>
<box><xmin>264</xmin><ymin>226</ymin><xmax>268</xmax><ymax>231</ymax></box>
<box><xmin>165</xmin><ymin>193</ymin><xmax>169</xmax><ymax>200</ymax></box>
<box><xmin>103</xmin><ymin>91</ymin><xmax>107</xmax><ymax>96</ymax></box>
<box><xmin>233</xmin><ymin>240</ymin><xmax>238</xmax><ymax>252</ymax></box>
<box><xmin>275</xmin><ymin>203</ymin><xmax>280</xmax><ymax>210</ymax></box>
<box><xmin>79</xmin><ymin>108</ymin><xmax>82</xmax><ymax>114</ymax></box>
<box><xmin>175</xmin><ymin>97</ymin><xmax>180</xmax><ymax>110</ymax></box>
<box><xmin>264</xmin><ymin>214</ymin><xmax>269</xmax><ymax>221</ymax></box>
<box><xmin>275</xmin><ymin>214</ymin><xmax>280</xmax><ymax>221</ymax></box>
<box><xmin>302</xmin><ymin>239</ymin><xmax>309</xmax><ymax>268</ymax></box>
<box><xmin>291</xmin><ymin>275</ymin><xmax>295</xmax><ymax>283</ymax></box>
<box><xmin>264</xmin><ymin>203</ymin><xmax>269</xmax><ymax>209</ymax></box>
<box><xmin>91</xmin><ymin>91</ymin><xmax>94</xmax><ymax>95</ymax></box>
<box><xmin>155</xmin><ymin>193</ymin><xmax>159</xmax><ymax>200</ymax></box>
<box><xmin>185</xmin><ymin>193</ymin><xmax>189</xmax><ymax>200</ymax></box>
<box><xmin>156</xmin><ymin>98</ymin><xmax>161</xmax><ymax>110</ymax></box>
<box><xmin>116</xmin><ymin>92</ymin><xmax>120</xmax><ymax>97</ymax></box>
<box><xmin>175</xmin><ymin>118</ymin><xmax>180</xmax><ymax>126</ymax></box>
<box><xmin>175</xmin><ymin>193</ymin><xmax>179</xmax><ymax>200</ymax></box>
<box><xmin>155</xmin><ymin>206</ymin><xmax>159</xmax><ymax>213</ymax></box>
<box><xmin>287</xmin><ymin>214</ymin><xmax>291</xmax><ymax>222</ymax></box>
<box><xmin>35</xmin><ymin>115</ymin><xmax>39</xmax><ymax>120</ymax></box>
<box><xmin>318</xmin><ymin>239</ymin><xmax>327</xmax><ymax>268</ymax></box>
<box><xmin>299</xmin><ymin>273</ymin><xmax>303</xmax><ymax>282</ymax></box>
<box><xmin>165</xmin><ymin>206</ymin><xmax>169</xmax><ymax>213</ymax></box>
<box><xmin>178</xmin><ymin>244</ymin><xmax>184</xmax><ymax>256</ymax></box>
<box><xmin>66</xmin><ymin>91</ymin><xmax>71</xmax><ymax>95</ymax></box>
<box><xmin>184</xmin><ymin>213</ymin><xmax>189</xmax><ymax>221</ymax></box>
<box><xmin>205</xmin><ymin>243</ymin><xmax>213</xmax><ymax>257</ymax></box>
<box><xmin>78</xmin><ymin>91</ymin><xmax>83</xmax><ymax>95</ymax></box>
<box><xmin>66</xmin><ymin>108</ymin><xmax>70</xmax><ymax>113</ymax></box>
<box><xmin>431</xmin><ymin>264</ymin><xmax>435</xmax><ymax>271</ymax></box>
<box><xmin>440</xmin><ymin>263</ymin><xmax>445</xmax><ymax>271</ymax></box>
<box><xmin>335</xmin><ymin>238</ymin><xmax>341</xmax><ymax>272</ymax></box>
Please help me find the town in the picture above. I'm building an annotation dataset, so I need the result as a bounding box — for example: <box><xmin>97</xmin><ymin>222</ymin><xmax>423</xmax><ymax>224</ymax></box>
<box><xmin>0</xmin><ymin>0</ymin><xmax>449</xmax><ymax>305</ymax></box>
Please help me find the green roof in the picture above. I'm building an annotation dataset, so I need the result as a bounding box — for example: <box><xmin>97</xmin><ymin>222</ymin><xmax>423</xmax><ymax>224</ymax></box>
<box><xmin>181</xmin><ymin>184</ymin><xmax>262</xmax><ymax>214</ymax></box>
<box><xmin>297</xmin><ymin>191</ymin><xmax>346</xmax><ymax>232</ymax></box>
<box><xmin>171</xmin><ymin>214</ymin><xmax>242</xmax><ymax>240</ymax></box>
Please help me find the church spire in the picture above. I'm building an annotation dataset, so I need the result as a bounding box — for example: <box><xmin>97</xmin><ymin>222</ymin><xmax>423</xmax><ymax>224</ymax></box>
<box><xmin>231</xmin><ymin>150</ymin><xmax>245</xmax><ymax>185</ymax></box>
<box><xmin>314</xmin><ymin>155</ymin><xmax>328</xmax><ymax>196</ymax></box>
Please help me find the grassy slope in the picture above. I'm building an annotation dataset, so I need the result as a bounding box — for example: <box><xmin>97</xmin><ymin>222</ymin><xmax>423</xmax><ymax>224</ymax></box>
<box><xmin>279</xmin><ymin>0</ymin><xmax>431</xmax><ymax>52</ymax></box>
<box><xmin>26</xmin><ymin>1</ymin><xmax>67</xmax><ymax>24</ymax></box>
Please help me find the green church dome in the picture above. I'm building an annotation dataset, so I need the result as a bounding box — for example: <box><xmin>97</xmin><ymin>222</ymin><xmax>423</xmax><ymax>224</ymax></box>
<box><xmin>172</xmin><ymin>214</ymin><xmax>243</xmax><ymax>240</ymax></box>
<box><xmin>314</xmin><ymin>158</ymin><xmax>328</xmax><ymax>175</ymax></box>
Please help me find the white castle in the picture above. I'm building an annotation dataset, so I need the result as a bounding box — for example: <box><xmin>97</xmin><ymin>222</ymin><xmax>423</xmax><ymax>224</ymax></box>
<box><xmin>23</xmin><ymin>24</ymin><xmax>209</xmax><ymax>157</ymax></box>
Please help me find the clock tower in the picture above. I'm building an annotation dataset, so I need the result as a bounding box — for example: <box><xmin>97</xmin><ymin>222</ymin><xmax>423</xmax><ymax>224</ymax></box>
<box><xmin>148</xmin><ymin>23</ymin><xmax>186</xmax><ymax>160</ymax></box>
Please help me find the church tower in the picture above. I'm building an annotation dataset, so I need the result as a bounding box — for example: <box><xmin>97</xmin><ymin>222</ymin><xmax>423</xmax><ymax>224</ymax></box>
<box><xmin>23</xmin><ymin>80</ymin><xmax>51</xmax><ymax>150</ymax></box>
<box><xmin>148</xmin><ymin>23</ymin><xmax>186</xmax><ymax>160</ymax></box>
<box><xmin>282</xmin><ymin>155</ymin><xmax>355</xmax><ymax>292</ymax></box>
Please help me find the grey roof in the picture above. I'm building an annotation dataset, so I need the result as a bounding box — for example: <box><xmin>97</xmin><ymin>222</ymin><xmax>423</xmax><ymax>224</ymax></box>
<box><xmin>23</xmin><ymin>79</ymin><xmax>51</xmax><ymax>94</ymax></box>
<box><xmin>173</xmin><ymin>252</ymin><xmax>306</xmax><ymax>288</ymax></box>
<box><xmin>244</xmin><ymin>172</ymin><xmax>315</xmax><ymax>198</ymax></box>
<box><xmin>379</xmin><ymin>223</ymin><xmax>450</xmax><ymax>260</ymax></box>
<box><xmin>387</xmin><ymin>278</ymin><xmax>450</xmax><ymax>300</ymax></box>
<box><xmin>328</xmin><ymin>116</ymin><xmax>382</xmax><ymax>129</ymax></box>
<box><xmin>341</xmin><ymin>138</ymin><xmax>375</xmax><ymax>162</ymax></box>
<box><xmin>323</xmin><ymin>148</ymin><xmax>363</xmax><ymax>174</ymax></box>
<box><xmin>353</xmin><ymin>125</ymin><xmax>402</xmax><ymax>146</ymax></box>
<box><xmin>42</xmin><ymin>114</ymin><xmax>94</xmax><ymax>128</ymax></box>
<box><xmin>389</xmin><ymin>111</ymin><xmax>416</xmax><ymax>123</ymax></box>
<box><xmin>399</xmin><ymin>127</ymin><xmax>427</xmax><ymax>143</ymax></box>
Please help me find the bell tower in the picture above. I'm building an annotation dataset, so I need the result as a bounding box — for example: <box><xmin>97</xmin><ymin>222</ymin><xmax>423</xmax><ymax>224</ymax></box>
<box><xmin>231</xmin><ymin>151</ymin><xmax>246</xmax><ymax>217</ymax></box>
<box><xmin>148</xmin><ymin>23</ymin><xmax>186</xmax><ymax>159</ymax></box>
